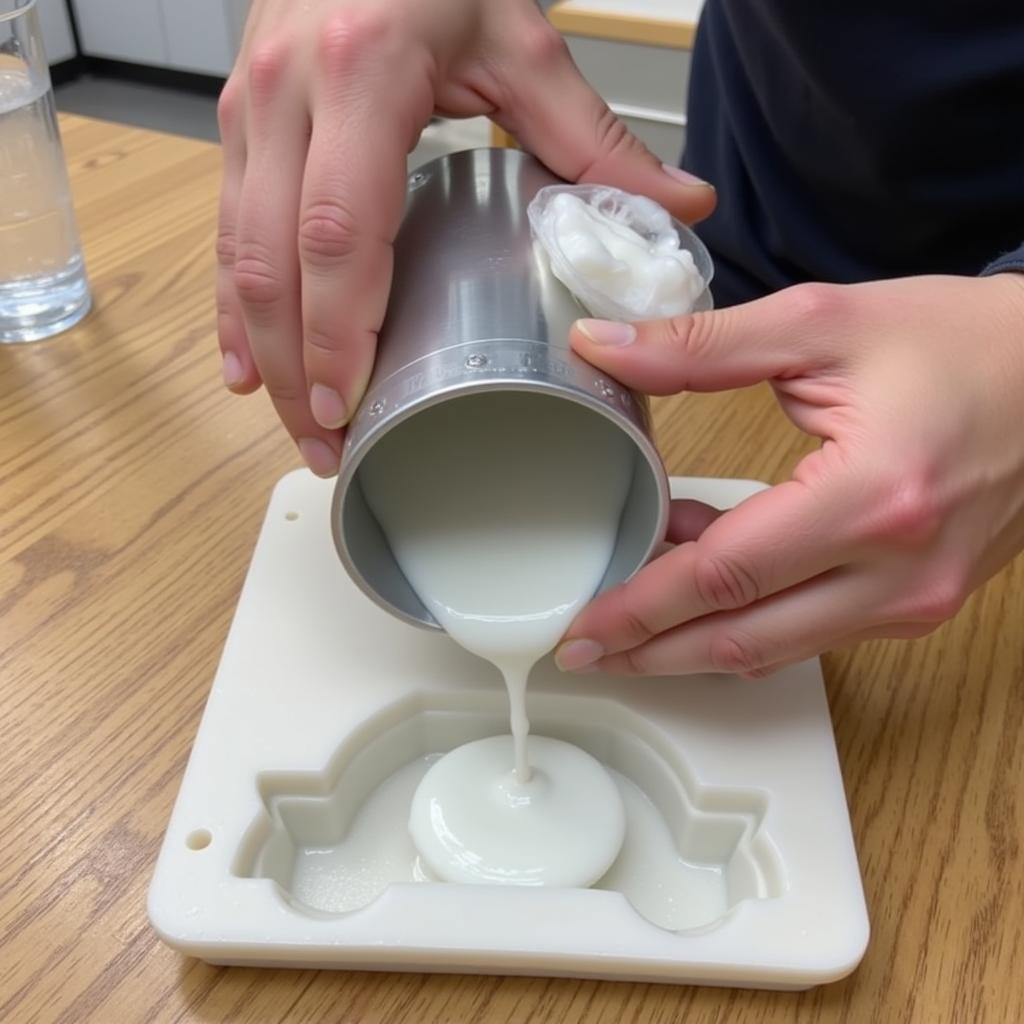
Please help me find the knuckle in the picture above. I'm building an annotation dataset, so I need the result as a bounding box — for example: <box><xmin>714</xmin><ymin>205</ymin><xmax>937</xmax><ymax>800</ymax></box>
<box><xmin>318</xmin><ymin>9</ymin><xmax>392</xmax><ymax>75</ymax></box>
<box><xmin>247</xmin><ymin>43</ymin><xmax>288</xmax><ymax>102</ymax></box>
<box><xmin>303</xmin><ymin>325</ymin><xmax>341</xmax><ymax>357</ymax></box>
<box><xmin>741</xmin><ymin>665</ymin><xmax>777</xmax><ymax>680</ymax></box>
<box><xmin>658</xmin><ymin>309</ymin><xmax>717</xmax><ymax>375</ymax></box>
<box><xmin>217</xmin><ymin>78</ymin><xmax>242</xmax><ymax>135</ymax></box>
<box><xmin>521</xmin><ymin>21</ymin><xmax>569</xmax><ymax>67</ymax></box>
<box><xmin>299</xmin><ymin>200</ymin><xmax>359</xmax><ymax>267</ymax></box>
<box><xmin>694</xmin><ymin>551</ymin><xmax>760</xmax><ymax>611</ymax></box>
<box><xmin>615</xmin><ymin>588</ymin><xmax>658</xmax><ymax>647</ymax></box>
<box><xmin>574</xmin><ymin>106</ymin><xmax>653</xmax><ymax>184</ymax></box>
<box><xmin>888</xmin><ymin>491</ymin><xmax>943</xmax><ymax>546</ymax></box>
<box><xmin>233</xmin><ymin>248</ymin><xmax>282</xmax><ymax>310</ymax></box>
<box><xmin>592</xmin><ymin>104</ymin><xmax>648</xmax><ymax>163</ymax></box>
<box><xmin>909</xmin><ymin>571</ymin><xmax>969</xmax><ymax>624</ymax></box>
<box><xmin>709</xmin><ymin>630</ymin><xmax>763</xmax><ymax>676</ymax></box>
<box><xmin>620</xmin><ymin>645</ymin><xmax>653</xmax><ymax>676</ymax></box>
<box><xmin>216</xmin><ymin>307</ymin><xmax>236</xmax><ymax>336</ymax></box>
<box><xmin>215</xmin><ymin>228</ymin><xmax>236</xmax><ymax>269</ymax></box>
<box><xmin>784</xmin><ymin>281</ymin><xmax>848</xmax><ymax>322</ymax></box>
<box><xmin>263</xmin><ymin>378</ymin><xmax>305</xmax><ymax>405</ymax></box>
<box><xmin>859</xmin><ymin>471</ymin><xmax>945</xmax><ymax>547</ymax></box>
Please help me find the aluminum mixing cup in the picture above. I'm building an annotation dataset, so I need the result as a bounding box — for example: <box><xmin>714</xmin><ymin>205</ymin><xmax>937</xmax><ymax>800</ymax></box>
<box><xmin>332</xmin><ymin>147</ymin><xmax>673</xmax><ymax>630</ymax></box>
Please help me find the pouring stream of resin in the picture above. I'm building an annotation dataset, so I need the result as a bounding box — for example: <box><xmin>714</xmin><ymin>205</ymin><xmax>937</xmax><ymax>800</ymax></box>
<box><xmin>358</xmin><ymin>391</ymin><xmax>636</xmax><ymax>885</ymax></box>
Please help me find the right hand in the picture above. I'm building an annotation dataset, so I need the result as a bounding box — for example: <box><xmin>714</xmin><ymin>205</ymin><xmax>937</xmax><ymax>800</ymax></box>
<box><xmin>216</xmin><ymin>0</ymin><xmax>717</xmax><ymax>476</ymax></box>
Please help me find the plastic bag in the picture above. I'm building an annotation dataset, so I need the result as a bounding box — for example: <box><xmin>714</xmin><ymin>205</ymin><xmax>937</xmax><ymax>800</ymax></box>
<box><xmin>527</xmin><ymin>184</ymin><xmax>713</xmax><ymax>320</ymax></box>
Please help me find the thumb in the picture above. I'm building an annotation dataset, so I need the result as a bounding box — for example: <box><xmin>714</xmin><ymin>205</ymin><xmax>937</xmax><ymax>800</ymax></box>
<box><xmin>568</xmin><ymin>284</ymin><xmax>844</xmax><ymax>394</ymax></box>
<box><xmin>495</xmin><ymin>21</ymin><xmax>717</xmax><ymax>225</ymax></box>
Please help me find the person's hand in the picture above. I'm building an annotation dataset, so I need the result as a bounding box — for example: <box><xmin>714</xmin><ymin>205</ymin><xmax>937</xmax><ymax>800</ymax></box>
<box><xmin>215</xmin><ymin>0</ymin><xmax>717</xmax><ymax>477</ymax></box>
<box><xmin>555</xmin><ymin>272</ymin><xmax>1024</xmax><ymax>677</ymax></box>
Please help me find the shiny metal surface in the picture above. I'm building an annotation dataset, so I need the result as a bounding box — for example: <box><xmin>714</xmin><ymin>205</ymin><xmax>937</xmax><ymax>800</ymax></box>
<box><xmin>332</xmin><ymin>148</ymin><xmax>670</xmax><ymax>629</ymax></box>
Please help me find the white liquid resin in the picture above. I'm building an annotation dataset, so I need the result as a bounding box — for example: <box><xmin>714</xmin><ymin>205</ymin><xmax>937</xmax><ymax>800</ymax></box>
<box><xmin>408</xmin><ymin>735</ymin><xmax>626</xmax><ymax>887</ymax></box>
<box><xmin>358</xmin><ymin>392</ymin><xmax>634</xmax><ymax>780</ymax></box>
<box><xmin>358</xmin><ymin>392</ymin><xmax>635</xmax><ymax>885</ymax></box>
<box><xmin>289</xmin><ymin>752</ymin><xmax>728</xmax><ymax>932</ymax></box>
<box><xmin>288</xmin><ymin>758</ymin><xmax>440</xmax><ymax>915</ymax></box>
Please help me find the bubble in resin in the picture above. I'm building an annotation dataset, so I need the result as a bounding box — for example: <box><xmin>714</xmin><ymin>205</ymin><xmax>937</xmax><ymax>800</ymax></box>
<box><xmin>408</xmin><ymin>734</ymin><xmax>626</xmax><ymax>887</ymax></box>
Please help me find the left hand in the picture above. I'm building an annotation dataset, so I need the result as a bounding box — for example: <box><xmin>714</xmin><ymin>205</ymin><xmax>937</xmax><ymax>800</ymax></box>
<box><xmin>214</xmin><ymin>0</ymin><xmax>716</xmax><ymax>476</ymax></box>
<box><xmin>555</xmin><ymin>272</ymin><xmax>1024</xmax><ymax>677</ymax></box>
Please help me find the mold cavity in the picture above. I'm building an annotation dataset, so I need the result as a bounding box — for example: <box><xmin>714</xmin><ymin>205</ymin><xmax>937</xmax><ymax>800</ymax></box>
<box><xmin>285</xmin><ymin>511</ymin><xmax>300</xmax><ymax>521</ymax></box>
<box><xmin>186</xmin><ymin>829</ymin><xmax>212</xmax><ymax>850</ymax></box>
<box><xmin>235</xmin><ymin>693</ymin><xmax>785</xmax><ymax>933</ymax></box>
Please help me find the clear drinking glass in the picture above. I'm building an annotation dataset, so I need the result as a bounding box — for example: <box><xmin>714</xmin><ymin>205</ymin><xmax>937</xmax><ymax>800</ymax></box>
<box><xmin>0</xmin><ymin>0</ymin><xmax>90</xmax><ymax>343</ymax></box>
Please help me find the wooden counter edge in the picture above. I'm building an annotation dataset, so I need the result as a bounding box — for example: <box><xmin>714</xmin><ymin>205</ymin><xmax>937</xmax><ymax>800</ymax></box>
<box><xmin>547</xmin><ymin>3</ymin><xmax>696</xmax><ymax>50</ymax></box>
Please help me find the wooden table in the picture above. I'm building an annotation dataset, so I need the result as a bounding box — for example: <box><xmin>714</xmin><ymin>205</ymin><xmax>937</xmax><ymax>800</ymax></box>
<box><xmin>2</xmin><ymin>115</ymin><xmax>1022</xmax><ymax>1024</ymax></box>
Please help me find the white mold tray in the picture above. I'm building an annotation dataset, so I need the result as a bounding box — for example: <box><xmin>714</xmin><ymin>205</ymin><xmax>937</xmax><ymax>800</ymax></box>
<box><xmin>148</xmin><ymin>472</ymin><xmax>869</xmax><ymax>988</ymax></box>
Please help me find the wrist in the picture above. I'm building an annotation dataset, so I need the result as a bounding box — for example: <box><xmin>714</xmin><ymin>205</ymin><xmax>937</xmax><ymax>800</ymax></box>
<box><xmin>984</xmin><ymin>268</ymin><xmax>1024</xmax><ymax>317</ymax></box>
<box><xmin>974</xmin><ymin>272</ymin><xmax>1024</xmax><ymax>379</ymax></box>
<box><xmin>982</xmin><ymin>271</ymin><xmax>1024</xmax><ymax>556</ymax></box>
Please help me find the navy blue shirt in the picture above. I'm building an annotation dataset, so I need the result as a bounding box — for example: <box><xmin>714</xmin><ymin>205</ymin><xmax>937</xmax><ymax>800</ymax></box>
<box><xmin>682</xmin><ymin>0</ymin><xmax>1024</xmax><ymax>307</ymax></box>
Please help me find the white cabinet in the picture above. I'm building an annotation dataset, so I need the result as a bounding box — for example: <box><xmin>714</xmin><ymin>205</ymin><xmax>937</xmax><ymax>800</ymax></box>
<box><xmin>160</xmin><ymin>0</ymin><xmax>237</xmax><ymax>76</ymax></box>
<box><xmin>36</xmin><ymin>0</ymin><xmax>76</xmax><ymax>65</ymax></box>
<box><xmin>71</xmin><ymin>0</ymin><xmax>166</xmax><ymax>66</ymax></box>
<box><xmin>70</xmin><ymin>0</ymin><xmax>249</xmax><ymax>76</ymax></box>
<box><xmin>222</xmin><ymin>0</ymin><xmax>250</xmax><ymax>62</ymax></box>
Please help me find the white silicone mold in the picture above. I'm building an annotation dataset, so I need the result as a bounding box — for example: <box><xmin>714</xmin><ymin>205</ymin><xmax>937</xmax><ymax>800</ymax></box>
<box><xmin>148</xmin><ymin>472</ymin><xmax>869</xmax><ymax>987</ymax></box>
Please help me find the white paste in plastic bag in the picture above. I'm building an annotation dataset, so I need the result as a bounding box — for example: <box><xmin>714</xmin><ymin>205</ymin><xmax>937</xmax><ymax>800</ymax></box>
<box><xmin>528</xmin><ymin>184</ymin><xmax>710</xmax><ymax>321</ymax></box>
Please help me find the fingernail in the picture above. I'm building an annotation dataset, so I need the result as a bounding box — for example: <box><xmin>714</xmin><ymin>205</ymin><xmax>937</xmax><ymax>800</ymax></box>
<box><xmin>661</xmin><ymin>163</ymin><xmax>715</xmax><ymax>189</ymax></box>
<box><xmin>222</xmin><ymin>351</ymin><xmax>243</xmax><ymax>388</ymax></box>
<box><xmin>310</xmin><ymin>383</ymin><xmax>348</xmax><ymax>429</ymax></box>
<box><xmin>575</xmin><ymin>319</ymin><xmax>636</xmax><ymax>346</ymax></box>
<box><xmin>555</xmin><ymin>639</ymin><xmax>604</xmax><ymax>672</ymax></box>
<box><xmin>297</xmin><ymin>437</ymin><xmax>340</xmax><ymax>478</ymax></box>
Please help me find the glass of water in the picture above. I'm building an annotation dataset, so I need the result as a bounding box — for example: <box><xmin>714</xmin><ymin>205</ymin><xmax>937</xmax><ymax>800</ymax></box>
<box><xmin>0</xmin><ymin>0</ymin><xmax>90</xmax><ymax>343</ymax></box>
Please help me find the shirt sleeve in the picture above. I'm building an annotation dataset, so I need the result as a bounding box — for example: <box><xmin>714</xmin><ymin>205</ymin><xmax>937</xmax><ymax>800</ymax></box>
<box><xmin>982</xmin><ymin>243</ymin><xmax>1024</xmax><ymax>276</ymax></box>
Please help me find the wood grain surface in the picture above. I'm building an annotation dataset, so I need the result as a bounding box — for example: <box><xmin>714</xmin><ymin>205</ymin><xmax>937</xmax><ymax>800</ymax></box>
<box><xmin>1</xmin><ymin>115</ymin><xmax>1022</xmax><ymax>1024</ymax></box>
